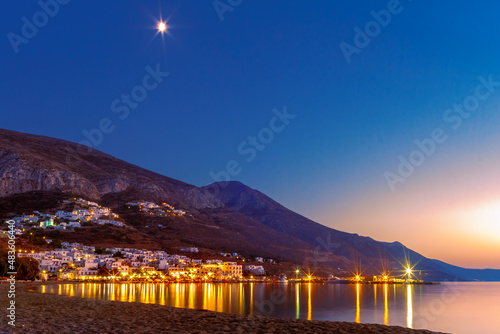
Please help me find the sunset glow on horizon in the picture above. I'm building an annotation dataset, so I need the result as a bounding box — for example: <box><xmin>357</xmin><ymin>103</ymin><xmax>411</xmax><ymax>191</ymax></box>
<box><xmin>311</xmin><ymin>150</ymin><xmax>500</xmax><ymax>269</ymax></box>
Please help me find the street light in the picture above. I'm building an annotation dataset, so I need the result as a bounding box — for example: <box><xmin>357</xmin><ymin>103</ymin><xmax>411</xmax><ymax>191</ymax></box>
<box><xmin>406</xmin><ymin>268</ymin><xmax>412</xmax><ymax>281</ymax></box>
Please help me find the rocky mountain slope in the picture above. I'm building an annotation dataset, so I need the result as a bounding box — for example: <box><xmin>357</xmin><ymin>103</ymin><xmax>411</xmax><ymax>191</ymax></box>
<box><xmin>0</xmin><ymin>129</ymin><xmax>221</xmax><ymax>209</ymax></box>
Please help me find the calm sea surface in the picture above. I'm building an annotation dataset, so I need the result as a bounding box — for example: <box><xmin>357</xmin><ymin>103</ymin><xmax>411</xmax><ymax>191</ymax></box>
<box><xmin>35</xmin><ymin>282</ymin><xmax>500</xmax><ymax>334</ymax></box>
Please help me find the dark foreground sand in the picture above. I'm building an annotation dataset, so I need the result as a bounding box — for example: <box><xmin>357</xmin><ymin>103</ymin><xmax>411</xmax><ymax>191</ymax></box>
<box><xmin>0</xmin><ymin>283</ymin><xmax>448</xmax><ymax>334</ymax></box>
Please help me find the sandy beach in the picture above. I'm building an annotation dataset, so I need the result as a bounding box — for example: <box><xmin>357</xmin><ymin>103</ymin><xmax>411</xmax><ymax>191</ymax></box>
<box><xmin>0</xmin><ymin>282</ymin><xmax>448</xmax><ymax>334</ymax></box>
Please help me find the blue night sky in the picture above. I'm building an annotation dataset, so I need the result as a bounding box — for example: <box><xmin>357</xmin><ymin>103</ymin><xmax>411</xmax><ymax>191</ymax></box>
<box><xmin>2</xmin><ymin>1</ymin><xmax>500</xmax><ymax>267</ymax></box>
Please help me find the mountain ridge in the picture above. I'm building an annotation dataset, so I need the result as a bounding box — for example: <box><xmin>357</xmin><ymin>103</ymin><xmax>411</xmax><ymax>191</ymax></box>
<box><xmin>0</xmin><ymin>128</ymin><xmax>222</xmax><ymax>209</ymax></box>
<box><xmin>1</xmin><ymin>128</ymin><xmax>499</xmax><ymax>281</ymax></box>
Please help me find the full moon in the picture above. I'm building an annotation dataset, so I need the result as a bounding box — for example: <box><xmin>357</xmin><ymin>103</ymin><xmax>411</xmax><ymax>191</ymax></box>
<box><xmin>158</xmin><ymin>22</ymin><xmax>166</xmax><ymax>32</ymax></box>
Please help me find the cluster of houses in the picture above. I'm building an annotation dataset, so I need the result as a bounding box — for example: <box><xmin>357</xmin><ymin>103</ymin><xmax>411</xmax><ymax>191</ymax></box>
<box><xmin>57</xmin><ymin>198</ymin><xmax>124</xmax><ymax>227</ymax></box>
<box><xmin>127</xmin><ymin>201</ymin><xmax>186</xmax><ymax>217</ymax></box>
<box><xmin>4</xmin><ymin>197</ymin><xmax>274</xmax><ymax>280</ymax></box>
<box><xmin>17</xmin><ymin>241</ymin><xmax>268</xmax><ymax>280</ymax></box>
<box><xmin>6</xmin><ymin>198</ymin><xmax>126</xmax><ymax>234</ymax></box>
<box><xmin>3</xmin><ymin>198</ymin><xmax>191</xmax><ymax>238</ymax></box>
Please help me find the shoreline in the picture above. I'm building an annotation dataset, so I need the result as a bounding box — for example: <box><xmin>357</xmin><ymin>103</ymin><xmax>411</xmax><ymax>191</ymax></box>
<box><xmin>16</xmin><ymin>278</ymin><xmax>442</xmax><ymax>285</ymax></box>
<box><xmin>0</xmin><ymin>282</ymin><xmax>448</xmax><ymax>334</ymax></box>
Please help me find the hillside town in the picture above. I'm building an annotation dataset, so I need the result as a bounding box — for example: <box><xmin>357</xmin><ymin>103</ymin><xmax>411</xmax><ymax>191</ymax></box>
<box><xmin>127</xmin><ymin>201</ymin><xmax>186</xmax><ymax>217</ymax></box>
<box><xmin>6</xmin><ymin>198</ymin><xmax>126</xmax><ymax>236</ymax></box>
<box><xmin>16</xmin><ymin>240</ymin><xmax>269</xmax><ymax>282</ymax></box>
<box><xmin>4</xmin><ymin>198</ymin><xmax>191</xmax><ymax>236</ymax></box>
<box><xmin>1</xmin><ymin>197</ymin><xmax>277</xmax><ymax>282</ymax></box>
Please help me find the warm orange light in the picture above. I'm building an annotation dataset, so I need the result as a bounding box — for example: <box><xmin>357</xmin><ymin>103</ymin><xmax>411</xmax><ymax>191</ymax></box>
<box><xmin>158</xmin><ymin>22</ymin><xmax>166</xmax><ymax>32</ymax></box>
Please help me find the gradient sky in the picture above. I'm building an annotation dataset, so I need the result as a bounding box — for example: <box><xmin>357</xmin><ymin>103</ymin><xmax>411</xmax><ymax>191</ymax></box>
<box><xmin>2</xmin><ymin>1</ymin><xmax>499</xmax><ymax>269</ymax></box>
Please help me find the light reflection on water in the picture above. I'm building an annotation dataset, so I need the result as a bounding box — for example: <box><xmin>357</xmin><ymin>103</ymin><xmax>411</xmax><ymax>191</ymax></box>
<box><xmin>384</xmin><ymin>283</ymin><xmax>389</xmax><ymax>325</ymax></box>
<box><xmin>407</xmin><ymin>284</ymin><xmax>413</xmax><ymax>329</ymax></box>
<box><xmin>35</xmin><ymin>282</ymin><xmax>500</xmax><ymax>334</ymax></box>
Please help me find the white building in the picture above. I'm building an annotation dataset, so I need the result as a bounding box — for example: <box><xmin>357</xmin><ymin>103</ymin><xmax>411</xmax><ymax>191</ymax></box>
<box><xmin>245</xmin><ymin>265</ymin><xmax>266</xmax><ymax>275</ymax></box>
<box><xmin>68</xmin><ymin>222</ymin><xmax>81</xmax><ymax>228</ymax></box>
<box><xmin>222</xmin><ymin>262</ymin><xmax>242</xmax><ymax>278</ymax></box>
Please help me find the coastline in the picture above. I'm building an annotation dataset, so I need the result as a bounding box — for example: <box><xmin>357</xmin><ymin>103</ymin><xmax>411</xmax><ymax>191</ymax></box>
<box><xmin>0</xmin><ymin>282</ymin><xmax>448</xmax><ymax>334</ymax></box>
